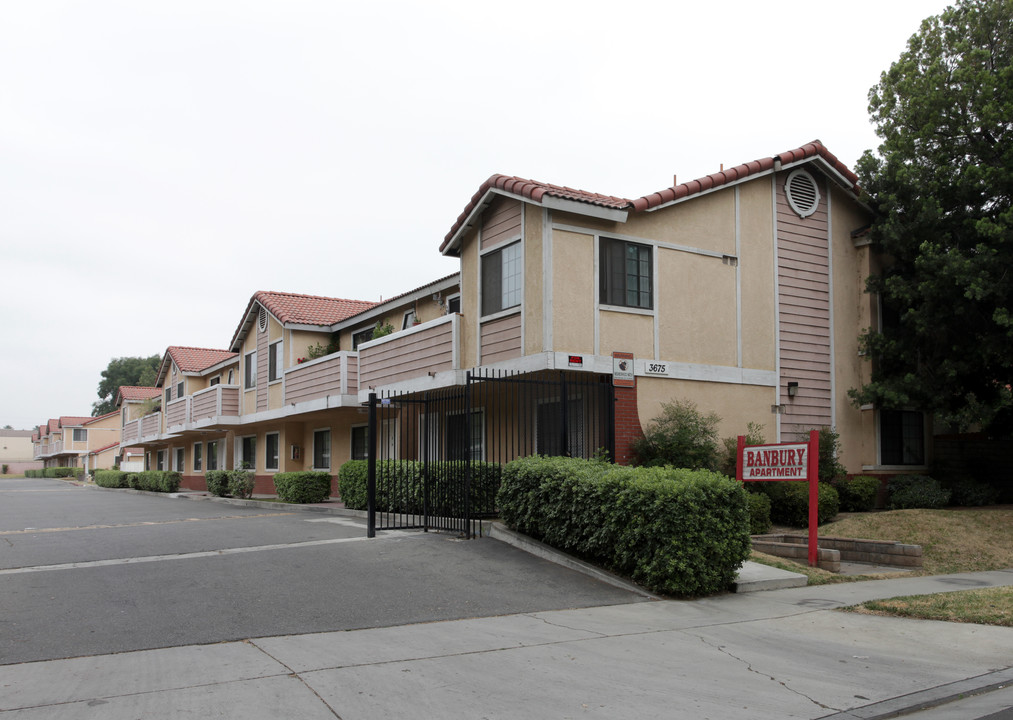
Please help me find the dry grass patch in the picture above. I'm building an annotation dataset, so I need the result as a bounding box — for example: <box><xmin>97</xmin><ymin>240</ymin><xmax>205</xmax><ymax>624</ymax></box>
<box><xmin>820</xmin><ymin>506</ymin><xmax>1013</xmax><ymax>575</ymax></box>
<box><xmin>847</xmin><ymin>586</ymin><xmax>1013</xmax><ymax>627</ymax></box>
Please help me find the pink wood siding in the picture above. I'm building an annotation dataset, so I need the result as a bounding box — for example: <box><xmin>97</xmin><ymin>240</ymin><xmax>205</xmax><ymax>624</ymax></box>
<box><xmin>359</xmin><ymin>319</ymin><xmax>456</xmax><ymax>388</ymax></box>
<box><xmin>191</xmin><ymin>386</ymin><xmax>240</xmax><ymax>422</ymax></box>
<box><xmin>480</xmin><ymin>197</ymin><xmax>522</xmax><ymax>251</ymax></box>
<box><xmin>777</xmin><ymin>171</ymin><xmax>832</xmax><ymax>439</ymax></box>
<box><xmin>141</xmin><ymin>413</ymin><xmax>161</xmax><ymax>437</ymax></box>
<box><xmin>284</xmin><ymin>353</ymin><xmax>358</xmax><ymax>404</ymax></box>
<box><xmin>166</xmin><ymin>397</ymin><xmax>188</xmax><ymax>427</ymax></box>
<box><xmin>256</xmin><ymin>321</ymin><xmax>269</xmax><ymax>412</ymax></box>
<box><xmin>480</xmin><ymin>312</ymin><xmax>522</xmax><ymax>364</ymax></box>
<box><xmin>121</xmin><ymin>420</ymin><xmax>140</xmax><ymax>445</ymax></box>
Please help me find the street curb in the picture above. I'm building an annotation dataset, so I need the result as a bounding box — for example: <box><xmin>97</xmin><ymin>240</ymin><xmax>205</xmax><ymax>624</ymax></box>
<box><xmin>815</xmin><ymin>666</ymin><xmax>1013</xmax><ymax>719</ymax></box>
<box><xmin>488</xmin><ymin>522</ymin><xmax>661</xmax><ymax>600</ymax></box>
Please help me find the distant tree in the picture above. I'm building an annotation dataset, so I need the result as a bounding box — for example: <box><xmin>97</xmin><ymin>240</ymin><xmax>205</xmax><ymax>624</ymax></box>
<box><xmin>2</xmin><ymin>424</ymin><xmax>12</xmax><ymax>430</ymax></box>
<box><xmin>852</xmin><ymin>0</ymin><xmax>1013</xmax><ymax>431</ymax></box>
<box><xmin>93</xmin><ymin>355</ymin><xmax>161</xmax><ymax>416</ymax></box>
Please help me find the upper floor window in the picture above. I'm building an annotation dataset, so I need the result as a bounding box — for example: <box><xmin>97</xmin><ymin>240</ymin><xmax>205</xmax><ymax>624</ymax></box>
<box><xmin>210</xmin><ymin>376</ymin><xmax>221</xmax><ymax>387</ymax></box>
<box><xmin>447</xmin><ymin>294</ymin><xmax>461</xmax><ymax>314</ymax></box>
<box><xmin>268</xmin><ymin>341</ymin><xmax>282</xmax><ymax>382</ymax></box>
<box><xmin>482</xmin><ymin>242</ymin><xmax>522</xmax><ymax>316</ymax></box>
<box><xmin>352</xmin><ymin>327</ymin><xmax>374</xmax><ymax>350</ymax></box>
<box><xmin>245</xmin><ymin>351</ymin><xmax>257</xmax><ymax>389</ymax></box>
<box><xmin>73</xmin><ymin>428</ymin><xmax>87</xmax><ymax>442</ymax></box>
<box><xmin>176</xmin><ymin>381</ymin><xmax>184</xmax><ymax>399</ymax></box>
<box><xmin>600</xmin><ymin>237</ymin><xmax>653</xmax><ymax>309</ymax></box>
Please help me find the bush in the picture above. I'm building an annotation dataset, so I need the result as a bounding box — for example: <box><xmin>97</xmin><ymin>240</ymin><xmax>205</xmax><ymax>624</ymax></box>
<box><xmin>124</xmin><ymin>471</ymin><xmax>181</xmax><ymax>493</ymax></box>
<box><xmin>718</xmin><ymin>422</ymin><xmax>766</xmax><ymax>478</ymax></box>
<box><xmin>227</xmin><ymin>470</ymin><xmax>256</xmax><ymax>499</ymax></box>
<box><xmin>633</xmin><ymin>400</ymin><xmax>721</xmax><ymax>470</ymax></box>
<box><xmin>834</xmin><ymin>475</ymin><xmax>880</xmax><ymax>512</ymax></box>
<box><xmin>944</xmin><ymin>475</ymin><xmax>1000</xmax><ymax>507</ymax></box>
<box><xmin>798</xmin><ymin>426</ymin><xmax>848</xmax><ymax>484</ymax></box>
<box><xmin>274</xmin><ymin>472</ymin><xmax>332</xmax><ymax>503</ymax></box>
<box><xmin>94</xmin><ymin>470</ymin><xmax>129</xmax><ymax>488</ymax></box>
<box><xmin>887</xmin><ymin>475</ymin><xmax>951</xmax><ymax>509</ymax></box>
<box><xmin>205</xmin><ymin>470</ymin><xmax>230</xmax><ymax>497</ymax></box>
<box><xmin>337</xmin><ymin>460</ymin><xmax>502</xmax><ymax>516</ymax></box>
<box><xmin>497</xmin><ymin>456</ymin><xmax>751</xmax><ymax>597</ymax></box>
<box><xmin>44</xmin><ymin>467</ymin><xmax>78</xmax><ymax>478</ymax></box>
<box><xmin>761</xmin><ymin>481</ymin><xmax>839</xmax><ymax>526</ymax></box>
<box><xmin>2</xmin><ymin>464</ymin><xmax>8</xmax><ymax>474</ymax></box>
<box><xmin>746</xmin><ymin>491</ymin><xmax>772</xmax><ymax>534</ymax></box>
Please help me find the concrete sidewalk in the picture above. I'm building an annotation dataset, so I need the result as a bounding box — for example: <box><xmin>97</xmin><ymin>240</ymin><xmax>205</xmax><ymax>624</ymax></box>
<box><xmin>2</xmin><ymin>568</ymin><xmax>1011</xmax><ymax>719</ymax></box>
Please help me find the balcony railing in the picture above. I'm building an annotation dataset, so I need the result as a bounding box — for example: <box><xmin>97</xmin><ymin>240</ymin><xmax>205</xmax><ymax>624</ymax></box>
<box><xmin>358</xmin><ymin>314</ymin><xmax>460</xmax><ymax>389</ymax></box>
<box><xmin>284</xmin><ymin>352</ymin><xmax>358</xmax><ymax>405</ymax></box>
<box><xmin>121</xmin><ymin>419</ymin><xmax>140</xmax><ymax>445</ymax></box>
<box><xmin>165</xmin><ymin>396</ymin><xmax>190</xmax><ymax>430</ymax></box>
<box><xmin>191</xmin><ymin>385</ymin><xmax>240</xmax><ymax>424</ymax></box>
<box><xmin>140</xmin><ymin>412</ymin><xmax>161</xmax><ymax>439</ymax></box>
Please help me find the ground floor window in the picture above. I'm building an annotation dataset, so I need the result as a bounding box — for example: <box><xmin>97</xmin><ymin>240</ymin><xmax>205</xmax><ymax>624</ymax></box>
<box><xmin>193</xmin><ymin>442</ymin><xmax>202</xmax><ymax>472</ymax></box>
<box><xmin>313</xmin><ymin>429</ymin><xmax>331</xmax><ymax>469</ymax></box>
<box><xmin>174</xmin><ymin>447</ymin><xmax>184</xmax><ymax>472</ymax></box>
<box><xmin>207</xmin><ymin>440</ymin><xmax>219</xmax><ymax>471</ymax></box>
<box><xmin>156</xmin><ymin>450</ymin><xmax>166</xmax><ymax>471</ymax></box>
<box><xmin>446</xmin><ymin>410</ymin><xmax>484</xmax><ymax>461</ymax></box>
<box><xmin>241</xmin><ymin>436</ymin><xmax>257</xmax><ymax>470</ymax></box>
<box><xmin>265</xmin><ymin>433</ymin><xmax>279</xmax><ymax>471</ymax></box>
<box><xmin>536</xmin><ymin>397</ymin><xmax>584</xmax><ymax>457</ymax></box>
<box><xmin>880</xmin><ymin>409</ymin><xmax>925</xmax><ymax>465</ymax></box>
<box><xmin>351</xmin><ymin>426</ymin><xmax>368</xmax><ymax>461</ymax></box>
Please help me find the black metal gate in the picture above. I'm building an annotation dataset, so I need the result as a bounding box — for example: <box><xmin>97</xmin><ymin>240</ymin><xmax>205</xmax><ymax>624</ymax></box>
<box><xmin>367</xmin><ymin>369</ymin><xmax>615</xmax><ymax>538</ymax></box>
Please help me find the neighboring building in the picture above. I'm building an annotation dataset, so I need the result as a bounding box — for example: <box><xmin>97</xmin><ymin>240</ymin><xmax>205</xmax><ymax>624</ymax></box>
<box><xmin>1</xmin><ymin>430</ymin><xmax>41</xmax><ymax>474</ymax></box>
<box><xmin>32</xmin><ymin>412</ymin><xmax>123</xmax><ymax>470</ymax></box>
<box><xmin>112</xmin><ymin>140</ymin><xmax>922</xmax><ymax>494</ymax></box>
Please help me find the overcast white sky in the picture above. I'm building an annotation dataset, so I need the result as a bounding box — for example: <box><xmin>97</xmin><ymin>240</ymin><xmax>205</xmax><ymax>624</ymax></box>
<box><xmin>1</xmin><ymin>0</ymin><xmax>951</xmax><ymax>429</ymax></box>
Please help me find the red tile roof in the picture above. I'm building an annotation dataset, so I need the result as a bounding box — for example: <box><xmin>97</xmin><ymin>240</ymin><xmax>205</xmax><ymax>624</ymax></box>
<box><xmin>255</xmin><ymin>291</ymin><xmax>378</xmax><ymax>326</ymax></box>
<box><xmin>230</xmin><ymin>291</ymin><xmax>378</xmax><ymax>350</ymax></box>
<box><xmin>87</xmin><ymin>442</ymin><xmax>120</xmax><ymax>455</ymax></box>
<box><xmin>442</xmin><ymin>140</ymin><xmax>861</xmax><ymax>251</ymax></box>
<box><xmin>59</xmin><ymin>416</ymin><xmax>93</xmax><ymax>428</ymax></box>
<box><xmin>84</xmin><ymin>410</ymin><xmax>120</xmax><ymax>425</ymax></box>
<box><xmin>166</xmin><ymin>346</ymin><xmax>239</xmax><ymax>373</ymax></box>
<box><xmin>117</xmin><ymin>386</ymin><xmax>162</xmax><ymax>403</ymax></box>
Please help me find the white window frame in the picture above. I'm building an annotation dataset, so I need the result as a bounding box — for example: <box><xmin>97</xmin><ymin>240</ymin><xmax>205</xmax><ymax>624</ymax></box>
<box><xmin>73</xmin><ymin>428</ymin><xmax>87</xmax><ymax>442</ymax></box>
<box><xmin>244</xmin><ymin>350</ymin><xmax>257</xmax><ymax>390</ymax></box>
<box><xmin>481</xmin><ymin>241</ymin><xmax>522</xmax><ymax>317</ymax></box>
<box><xmin>192</xmin><ymin>442</ymin><xmax>203</xmax><ymax>472</ymax></box>
<box><xmin>268</xmin><ymin>340</ymin><xmax>283</xmax><ymax>383</ymax></box>
<box><xmin>156</xmin><ymin>449</ymin><xmax>166</xmax><ymax>471</ymax></box>
<box><xmin>312</xmin><ymin>428</ymin><xmax>331</xmax><ymax>470</ymax></box>
<box><xmin>239</xmin><ymin>434</ymin><xmax>257</xmax><ymax>471</ymax></box>
<box><xmin>173</xmin><ymin>446</ymin><xmax>185</xmax><ymax>472</ymax></box>
<box><xmin>206</xmin><ymin>440</ymin><xmax>220</xmax><ymax>471</ymax></box>
<box><xmin>265</xmin><ymin>432</ymin><xmax>280</xmax><ymax>471</ymax></box>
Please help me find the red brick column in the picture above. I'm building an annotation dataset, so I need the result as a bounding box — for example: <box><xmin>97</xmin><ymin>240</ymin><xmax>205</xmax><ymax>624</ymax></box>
<box><xmin>613</xmin><ymin>380</ymin><xmax>643</xmax><ymax>465</ymax></box>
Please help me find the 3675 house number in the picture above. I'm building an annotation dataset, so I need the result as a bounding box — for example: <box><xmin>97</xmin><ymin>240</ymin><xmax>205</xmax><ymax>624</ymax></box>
<box><xmin>645</xmin><ymin>362</ymin><xmax>670</xmax><ymax>376</ymax></box>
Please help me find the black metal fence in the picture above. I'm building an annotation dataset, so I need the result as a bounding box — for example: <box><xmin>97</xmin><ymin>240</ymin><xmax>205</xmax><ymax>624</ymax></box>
<box><xmin>367</xmin><ymin>369</ymin><xmax>615</xmax><ymax>537</ymax></box>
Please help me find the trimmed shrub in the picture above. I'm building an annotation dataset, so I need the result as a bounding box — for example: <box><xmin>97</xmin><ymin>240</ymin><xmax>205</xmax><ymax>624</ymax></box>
<box><xmin>337</xmin><ymin>460</ymin><xmax>502</xmax><ymax>516</ymax></box>
<box><xmin>124</xmin><ymin>471</ymin><xmax>181</xmax><ymax>493</ymax></box>
<box><xmin>833</xmin><ymin>475</ymin><xmax>880</xmax><ymax>512</ymax></box>
<box><xmin>632</xmin><ymin>400</ymin><xmax>721</xmax><ymax>470</ymax></box>
<box><xmin>944</xmin><ymin>475</ymin><xmax>1000</xmax><ymax>507</ymax></box>
<box><xmin>497</xmin><ymin>456</ymin><xmax>751</xmax><ymax>597</ymax></box>
<box><xmin>205</xmin><ymin>470</ymin><xmax>230</xmax><ymax>497</ymax></box>
<box><xmin>274</xmin><ymin>472</ymin><xmax>332</xmax><ymax>503</ymax></box>
<box><xmin>887</xmin><ymin>475</ymin><xmax>951</xmax><ymax>509</ymax></box>
<box><xmin>2</xmin><ymin>464</ymin><xmax>8</xmax><ymax>474</ymax></box>
<box><xmin>746</xmin><ymin>491</ymin><xmax>772</xmax><ymax>534</ymax></box>
<box><xmin>761</xmin><ymin>481</ymin><xmax>839</xmax><ymax>526</ymax></box>
<box><xmin>44</xmin><ymin>467</ymin><xmax>78</xmax><ymax>478</ymax></box>
<box><xmin>808</xmin><ymin>426</ymin><xmax>848</xmax><ymax>484</ymax></box>
<box><xmin>227</xmin><ymin>470</ymin><xmax>256</xmax><ymax>499</ymax></box>
<box><xmin>338</xmin><ymin>461</ymin><xmax>367</xmax><ymax>508</ymax></box>
<box><xmin>94</xmin><ymin>470</ymin><xmax>129</xmax><ymax>488</ymax></box>
<box><xmin>718</xmin><ymin>422</ymin><xmax>766</xmax><ymax>478</ymax></box>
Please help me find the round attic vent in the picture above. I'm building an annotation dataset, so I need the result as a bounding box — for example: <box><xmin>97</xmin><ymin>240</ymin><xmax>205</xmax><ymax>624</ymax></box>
<box><xmin>258</xmin><ymin>307</ymin><xmax>268</xmax><ymax>333</ymax></box>
<box><xmin>784</xmin><ymin>169</ymin><xmax>821</xmax><ymax>218</ymax></box>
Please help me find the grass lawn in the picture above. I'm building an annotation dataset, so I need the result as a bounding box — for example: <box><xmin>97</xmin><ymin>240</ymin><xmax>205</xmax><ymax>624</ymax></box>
<box><xmin>750</xmin><ymin>505</ymin><xmax>1013</xmax><ymax>625</ymax></box>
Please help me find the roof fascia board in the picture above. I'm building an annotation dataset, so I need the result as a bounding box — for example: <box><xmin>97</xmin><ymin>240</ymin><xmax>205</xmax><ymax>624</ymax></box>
<box><xmin>539</xmin><ymin>195</ymin><xmax>628</xmax><ymax>223</ymax></box>
<box><xmin>643</xmin><ymin>169</ymin><xmax>777</xmax><ymax>212</ymax></box>
<box><xmin>329</xmin><ymin>274</ymin><xmax>462</xmax><ymax>332</ymax></box>
<box><xmin>442</xmin><ymin>188</ymin><xmax>519</xmax><ymax>256</ymax></box>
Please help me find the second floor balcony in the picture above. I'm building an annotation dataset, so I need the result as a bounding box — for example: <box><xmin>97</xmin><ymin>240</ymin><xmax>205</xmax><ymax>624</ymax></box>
<box><xmin>358</xmin><ymin>314</ymin><xmax>461</xmax><ymax>391</ymax></box>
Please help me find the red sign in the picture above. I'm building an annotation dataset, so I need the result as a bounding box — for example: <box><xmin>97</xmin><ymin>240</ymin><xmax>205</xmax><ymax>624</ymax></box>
<box><xmin>737</xmin><ymin>430</ymin><xmax>820</xmax><ymax>566</ymax></box>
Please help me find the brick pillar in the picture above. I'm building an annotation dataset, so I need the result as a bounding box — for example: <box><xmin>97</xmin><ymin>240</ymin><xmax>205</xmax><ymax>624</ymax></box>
<box><xmin>613</xmin><ymin>380</ymin><xmax>643</xmax><ymax>465</ymax></box>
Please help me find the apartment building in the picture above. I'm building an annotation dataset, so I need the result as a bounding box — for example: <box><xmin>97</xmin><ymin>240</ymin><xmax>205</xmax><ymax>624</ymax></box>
<box><xmin>114</xmin><ymin>140</ymin><xmax>922</xmax><ymax>494</ymax></box>
<box><xmin>32</xmin><ymin>412</ymin><xmax>122</xmax><ymax>470</ymax></box>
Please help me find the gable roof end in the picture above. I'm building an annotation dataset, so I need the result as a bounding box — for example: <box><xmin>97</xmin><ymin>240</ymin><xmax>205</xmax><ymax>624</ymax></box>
<box><xmin>229</xmin><ymin>291</ymin><xmax>378</xmax><ymax>351</ymax></box>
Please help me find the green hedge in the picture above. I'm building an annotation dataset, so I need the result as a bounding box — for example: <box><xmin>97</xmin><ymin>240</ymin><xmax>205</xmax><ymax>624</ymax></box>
<box><xmin>887</xmin><ymin>475</ymin><xmax>951</xmax><ymax>509</ymax></box>
<box><xmin>274</xmin><ymin>472</ymin><xmax>332</xmax><ymax>503</ymax></box>
<box><xmin>26</xmin><ymin>468</ymin><xmax>79</xmax><ymax>478</ymax></box>
<box><xmin>124</xmin><ymin>471</ymin><xmax>181</xmax><ymax>493</ymax></box>
<box><xmin>746</xmin><ymin>491</ymin><xmax>772</xmax><ymax>534</ymax></box>
<box><xmin>94</xmin><ymin>470</ymin><xmax>129</xmax><ymax>488</ymax></box>
<box><xmin>759</xmin><ymin>480</ymin><xmax>839</xmax><ymax>526</ymax></box>
<box><xmin>205</xmin><ymin>470</ymin><xmax>230</xmax><ymax>497</ymax></box>
<box><xmin>497</xmin><ymin>456</ymin><xmax>751</xmax><ymax>597</ymax></box>
<box><xmin>337</xmin><ymin>460</ymin><xmax>502</xmax><ymax>516</ymax></box>
<box><xmin>833</xmin><ymin>475</ymin><xmax>880</xmax><ymax>512</ymax></box>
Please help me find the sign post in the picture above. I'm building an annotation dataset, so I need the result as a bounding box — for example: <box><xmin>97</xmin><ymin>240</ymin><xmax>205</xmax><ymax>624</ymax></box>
<box><xmin>737</xmin><ymin>429</ymin><xmax>820</xmax><ymax>566</ymax></box>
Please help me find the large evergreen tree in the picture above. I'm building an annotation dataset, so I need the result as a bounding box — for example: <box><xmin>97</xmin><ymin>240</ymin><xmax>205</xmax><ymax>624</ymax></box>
<box><xmin>853</xmin><ymin>0</ymin><xmax>1013</xmax><ymax>431</ymax></box>
<box><xmin>93</xmin><ymin>355</ymin><xmax>161</xmax><ymax>416</ymax></box>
